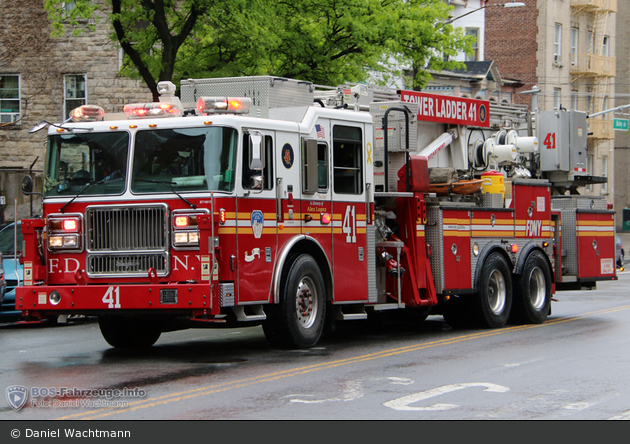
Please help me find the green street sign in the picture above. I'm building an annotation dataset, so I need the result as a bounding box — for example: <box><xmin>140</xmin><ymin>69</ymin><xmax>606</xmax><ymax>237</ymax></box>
<box><xmin>614</xmin><ymin>118</ymin><xmax>629</xmax><ymax>131</ymax></box>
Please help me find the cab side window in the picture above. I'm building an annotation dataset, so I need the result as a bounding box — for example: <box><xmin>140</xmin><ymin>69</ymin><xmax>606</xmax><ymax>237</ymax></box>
<box><xmin>242</xmin><ymin>134</ymin><xmax>273</xmax><ymax>190</ymax></box>
<box><xmin>333</xmin><ymin>125</ymin><xmax>362</xmax><ymax>195</ymax></box>
<box><xmin>317</xmin><ymin>142</ymin><xmax>328</xmax><ymax>190</ymax></box>
<box><xmin>301</xmin><ymin>139</ymin><xmax>328</xmax><ymax>194</ymax></box>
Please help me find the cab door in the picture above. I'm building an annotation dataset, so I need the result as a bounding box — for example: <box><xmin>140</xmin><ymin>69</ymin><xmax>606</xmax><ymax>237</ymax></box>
<box><xmin>236</xmin><ymin>129</ymin><xmax>277</xmax><ymax>303</ymax></box>
<box><xmin>330</xmin><ymin>121</ymin><xmax>368</xmax><ymax>302</ymax></box>
<box><xmin>300</xmin><ymin>123</ymin><xmax>333</xmax><ymax>277</ymax></box>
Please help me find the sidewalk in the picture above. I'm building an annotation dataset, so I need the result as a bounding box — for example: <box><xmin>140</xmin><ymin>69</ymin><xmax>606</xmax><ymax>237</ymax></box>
<box><xmin>617</xmin><ymin>230</ymin><xmax>629</xmax><ymax>268</ymax></box>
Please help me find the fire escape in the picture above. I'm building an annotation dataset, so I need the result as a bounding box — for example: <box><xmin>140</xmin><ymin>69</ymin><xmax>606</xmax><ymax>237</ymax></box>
<box><xmin>570</xmin><ymin>0</ymin><xmax>617</xmax><ymax>142</ymax></box>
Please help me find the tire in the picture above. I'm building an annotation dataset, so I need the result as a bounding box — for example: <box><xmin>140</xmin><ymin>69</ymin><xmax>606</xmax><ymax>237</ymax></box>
<box><xmin>511</xmin><ymin>251</ymin><xmax>552</xmax><ymax>324</ymax></box>
<box><xmin>473</xmin><ymin>252</ymin><xmax>512</xmax><ymax>328</ymax></box>
<box><xmin>262</xmin><ymin>254</ymin><xmax>326</xmax><ymax>349</ymax></box>
<box><xmin>98</xmin><ymin>315</ymin><xmax>162</xmax><ymax>349</ymax></box>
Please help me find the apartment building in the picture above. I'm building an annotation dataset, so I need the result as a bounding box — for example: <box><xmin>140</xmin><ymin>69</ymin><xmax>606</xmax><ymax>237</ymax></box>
<box><xmin>0</xmin><ymin>0</ymin><xmax>151</xmax><ymax>219</ymax></box>
<box><xmin>614</xmin><ymin>1</ymin><xmax>630</xmax><ymax>228</ymax></box>
<box><xmin>484</xmin><ymin>0</ymin><xmax>618</xmax><ymax>219</ymax></box>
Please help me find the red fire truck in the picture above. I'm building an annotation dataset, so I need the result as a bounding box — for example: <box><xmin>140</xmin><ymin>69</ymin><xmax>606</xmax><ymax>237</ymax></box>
<box><xmin>18</xmin><ymin>76</ymin><xmax>617</xmax><ymax>349</ymax></box>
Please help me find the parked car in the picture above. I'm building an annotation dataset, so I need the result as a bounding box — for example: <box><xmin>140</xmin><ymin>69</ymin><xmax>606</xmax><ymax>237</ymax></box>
<box><xmin>0</xmin><ymin>222</ymin><xmax>22</xmax><ymax>322</ymax></box>
<box><xmin>616</xmin><ymin>234</ymin><xmax>625</xmax><ymax>269</ymax></box>
<box><xmin>0</xmin><ymin>250</ymin><xmax>6</xmax><ymax>307</ymax></box>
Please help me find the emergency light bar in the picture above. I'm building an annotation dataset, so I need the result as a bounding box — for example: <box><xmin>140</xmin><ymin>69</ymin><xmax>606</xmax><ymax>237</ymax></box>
<box><xmin>196</xmin><ymin>97</ymin><xmax>252</xmax><ymax>115</ymax></box>
<box><xmin>123</xmin><ymin>102</ymin><xmax>182</xmax><ymax>119</ymax></box>
<box><xmin>70</xmin><ymin>105</ymin><xmax>105</xmax><ymax>122</ymax></box>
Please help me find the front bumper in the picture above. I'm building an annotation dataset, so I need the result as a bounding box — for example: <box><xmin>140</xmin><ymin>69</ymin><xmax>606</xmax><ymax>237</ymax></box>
<box><xmin>16</xmin><ymin>283</ymin><xmax>218</xmax><ymax>317</ymax></box>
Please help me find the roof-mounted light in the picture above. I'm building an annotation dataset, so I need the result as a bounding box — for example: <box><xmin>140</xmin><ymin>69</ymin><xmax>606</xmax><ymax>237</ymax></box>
<box><xmin>157</xmin><ymin>81</ymin><xmax>177</xmax><ymax>96</ymax></box>
<box><xmin>196</xmin><ymin>97</ymin><xmax>252</xmax><ymax>115</ymax></box>
<box><xmin>123</xmin><ymin>102</ymin><xmax>182</xmax><ymax>119</ymax></box>
<box><xmin>70</xmin><ymin>105</ymin><xmax>105</xmax><ymax>122</ymax></box>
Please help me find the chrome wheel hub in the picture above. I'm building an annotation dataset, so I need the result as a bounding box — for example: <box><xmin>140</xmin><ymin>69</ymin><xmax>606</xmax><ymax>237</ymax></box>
<box><xmin>296</xmin><ymin>277</ymin><xmax>317</xmax><ymax>328</ymax></box>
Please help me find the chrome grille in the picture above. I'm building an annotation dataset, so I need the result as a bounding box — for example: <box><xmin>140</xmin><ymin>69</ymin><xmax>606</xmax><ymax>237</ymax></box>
<box><xmin>86</xmin><ymin>205</ymin><xmax>167</xmax><ymax>251</ymax></box>
<box><xmin>84</xmin><ymin>204</ymin><xmax>169</xmax><ymax>277</ymax></box>
<box><xmin>87</xmin><ymin>253</ymin><xmax>168</xmax><ymax>276</ymax></box>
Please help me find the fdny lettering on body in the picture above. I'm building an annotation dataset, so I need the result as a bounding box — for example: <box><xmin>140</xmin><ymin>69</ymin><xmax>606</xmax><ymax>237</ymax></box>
<box><xmin>49</xmin><ymin>258</ymin><xmax>80</xmax><ymax>273</ymax></box>
<box><xmin>398</xmin><ymin>90</ymin><xmax>490</xmax><ymax>128</ymax></box>
<box><xmin>525</xmin><ymin>220</ymin><xmax>543</xmax><ymax>237</ymax></box>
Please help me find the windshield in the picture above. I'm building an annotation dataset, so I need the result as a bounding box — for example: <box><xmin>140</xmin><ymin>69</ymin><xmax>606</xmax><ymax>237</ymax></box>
<box><xmin>44</xmin><ymin>131</ymin><xmax>129</xmax><ymax>197</ymax></box>
<box><xmin>131</xmin><ymin>127</ymin><xmax>238</xmax><ymax>193</ymax></box>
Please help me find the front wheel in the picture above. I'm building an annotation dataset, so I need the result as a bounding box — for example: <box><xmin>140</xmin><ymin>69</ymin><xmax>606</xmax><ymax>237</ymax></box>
<box><xmin>263</xmin><ymin>254</ymin><xmax>326</xmax><ymax>349</ymax></box>
<box><xmin>511</xmin><ymin>251</ymin><xmax>552</xmax><ymax>324</ymax></box>
<box><xmin>473</xmin><ymin>252</ymin><xmax>513</xmax><ymax>328</ymax></box>
<box><xmin>98</xmin><ymin>315</ymin><xmax>162</xmax><ymax>349</ymax></box>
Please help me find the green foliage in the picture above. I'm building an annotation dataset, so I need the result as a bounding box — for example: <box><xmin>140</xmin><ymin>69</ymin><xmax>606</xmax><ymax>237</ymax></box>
<box><xmin>44</xmin><ymin>0</ymin><xmax>473</xmax><ymax>96</ymax></box>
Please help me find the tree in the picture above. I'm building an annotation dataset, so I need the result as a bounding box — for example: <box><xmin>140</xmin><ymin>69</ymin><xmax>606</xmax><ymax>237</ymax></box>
<box><xmin>265</xmin><ymin>0</ymin><xmax>472</xmax><ymax>88</ymax></box>
<box><xmin>44</xmin><ymin>0</ymin><xmax>473</xmax><ymax>98</ymax></box>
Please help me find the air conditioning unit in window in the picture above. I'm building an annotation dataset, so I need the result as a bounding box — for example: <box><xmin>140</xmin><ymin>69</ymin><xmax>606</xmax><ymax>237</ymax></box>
<box><xmin>0</xmin><ymin>113</ymin><xmax>20</xmax><ymax>124</ymax></box>
<box><xmin>553</xmin><ymin>54</ymin><xmax>564</xmax><ymax>68</ymax></box>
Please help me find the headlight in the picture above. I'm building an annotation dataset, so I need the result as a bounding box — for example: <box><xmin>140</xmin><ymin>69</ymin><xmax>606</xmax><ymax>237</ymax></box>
<box><xmin>47</xmin><ymin>215</ymin><xmax>83</xmax><ymax>252</ymax></box>
<box><xmin>172</xmin><ymin>210</ymin><xmax>207</xmax><ymax>249</ymax></box>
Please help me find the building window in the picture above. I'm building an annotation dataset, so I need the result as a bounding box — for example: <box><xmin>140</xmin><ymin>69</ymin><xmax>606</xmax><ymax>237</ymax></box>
<box><xmin>602</xmin><ymin>35</ymin><xmax>610</xmax><ymax>57</ymax></box>
<box><xmin>571</xmin><ymin>91</ymin><xmax>578</xmax><ymax>110</ymax></box>
<box><xmin>554</xmin><ymin>88</ymin><xmax>562</xmax><ymax>110</ymax></box>
<box><xmin>554</xmin><ymin>23</ymin><xmax>562</xmax><ymax>63</ymax></box>
<box><xmin>586</xmin><ymin>155</ymin><xmax>593</xmax><ymax>192</ymax></box>
<box><xmin>587</xmin><ymin>29</ymin><xmax>594</xmax><ymax>54</ymax></box>
<box><xmin>465</xmin><ymin>28</ymin><xmax>479</xmax><ymax>62</ymax></box>
<box><xmin>63</xmin><ymin>74</ymin><xmax>87</xmax><ymax>119</ymax></box>
<box><xmin>0</xmin><ymin>74</ymin><xmax>21</xmax><ymax>124</ymax></box>
<box><xmin>602</xmin><ymin>156</ymin><xmax>608</xmax><ymax>193</ymax></box>
<box><xmin>571</xmin><ymin>27</ymin><xmax>578</xmax><ymax>66</ymax></box>
<box><xmin>63</xmin><ymin>1</ymin><xmax>76</xmax><ymax>13</ymax></box>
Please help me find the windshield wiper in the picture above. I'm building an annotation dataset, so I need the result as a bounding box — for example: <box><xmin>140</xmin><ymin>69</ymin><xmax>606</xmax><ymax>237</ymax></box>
<box><xmin>60</xmin><ymin>177</ymin><xmax>124</xmax><ymax>213</ymax></box>
<box><xmin>135</xmin><ymin>179</ymin><xmax>197</xmax><ymax>209</ymax></box>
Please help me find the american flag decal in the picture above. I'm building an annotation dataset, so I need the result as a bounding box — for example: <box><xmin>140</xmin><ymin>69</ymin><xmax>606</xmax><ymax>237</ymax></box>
<box><xmin>316</xmin><ymin>124</ymin><xmax>325</xmax><ymax>139</ymax></box>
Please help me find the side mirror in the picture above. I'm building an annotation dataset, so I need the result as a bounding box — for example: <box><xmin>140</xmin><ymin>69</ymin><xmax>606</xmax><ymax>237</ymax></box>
<box><xmin>248</xmin><ymin>132</ymin><xmax>264</xmax><ymax>170</ymax></box>
<box><xmin>28</xmin><ymin>121</ymin><xmax>48</xmax><ymax>134</ymax></box>
<box><xmin>22</xmin><ymin>175</ymin><xmax>43</xmax><ymax>198</ymax></box>
<box><xmin>22</xmin><ymin>175</ymin><xmax>34</xmax><ymax>194</ymax></box>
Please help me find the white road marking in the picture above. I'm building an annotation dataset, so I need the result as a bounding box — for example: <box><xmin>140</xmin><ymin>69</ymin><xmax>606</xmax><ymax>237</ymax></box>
<box><xmin>562</xmin><ymin>402</ymin><xmax>592</xmax><ymax>411</ymax></box>
<box><xmin>283</xmin><ymin>377</ymin><xmax>413</xmax><ymax>404</ymax></box>
<box><xmin>383</xmin><ymin>382</ymin><xmax>510</xmax><ymax>412</ymax></box>
<box><xmin>287</xmin><ymin>380</ymin><xmax>364</xmax><ymax>404</ymax></box>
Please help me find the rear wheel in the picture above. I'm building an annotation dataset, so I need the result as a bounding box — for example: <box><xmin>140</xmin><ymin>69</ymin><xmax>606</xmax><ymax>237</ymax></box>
<box><xmin>473</xmin><ymin>252</ymin><xmax>512</xmax><ymax>328</ymax></box>
<box><xmin>263</xmin><ymin>254</ymin><xmax>326</xmax><ymax>349</ymax></box>
<box><xmin>511</xmin><ymin>251</ymin><xmax>552</xmax><ymax>324</ymax></box>
<box><xmin>98</xmin><ymin>315</ymin><xmax>162</xmax><ymax>349</ymax></box>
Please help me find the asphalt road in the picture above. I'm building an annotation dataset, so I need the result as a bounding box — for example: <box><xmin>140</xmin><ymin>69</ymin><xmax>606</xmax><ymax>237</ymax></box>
<box><xmin>2</xmin><ymin>271</ymin><xmax>630</xmax><ymax>421</ymax></box>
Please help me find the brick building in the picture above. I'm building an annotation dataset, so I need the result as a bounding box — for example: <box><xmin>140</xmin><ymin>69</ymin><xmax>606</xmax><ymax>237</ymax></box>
<box><xmin>484</xmin><ymin>0</ymin><xmax>618</xmax><ymax>223</ymax></box>
<box><xmin>613</xmin><ymin>1</ymin><xmax>630</xmax><ymax>229</ymax></box>
<box><xmin>0</xmin><ymin>0</ymin><xmax>151</xmax><ymax>221</ymax></box>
